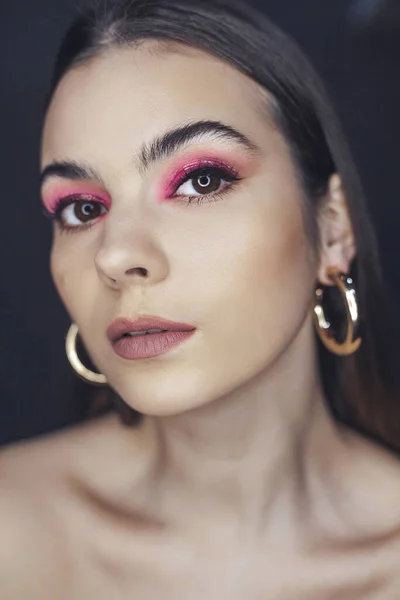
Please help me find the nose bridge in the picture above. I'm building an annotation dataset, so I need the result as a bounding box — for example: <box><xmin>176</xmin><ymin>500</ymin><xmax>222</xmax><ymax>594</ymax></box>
<box><xmin>95</xmin><ymin>203</ymin><xmax>169</xmax><ymax>286</ymax></box>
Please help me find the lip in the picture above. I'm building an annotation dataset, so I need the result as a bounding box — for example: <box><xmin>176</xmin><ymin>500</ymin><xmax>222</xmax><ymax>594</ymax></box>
<box><xmin>106</xmin><ymin>316</ymin><xmax>196</xmax><ymax>360</ymax></box>
<box><xmin>107</xmin><ymin>316</ymin><xmax>196</xmax><ymax>341</ymax></box>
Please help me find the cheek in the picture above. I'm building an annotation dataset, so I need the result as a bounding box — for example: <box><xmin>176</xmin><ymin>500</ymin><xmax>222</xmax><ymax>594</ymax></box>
<box><xmin>50</xmin><ymin>245</ymin><xmax>66</xmax><ymax>297</ymax></box>
<box><xmin>50</xmin><ymin>245</ymin><xmax>77</xmax><ymax>326</ymax></box>
<box><xmin>209</xmin><ymin>196</ymin><xmax>310</xmax><ymax>298</ymax></box>
<box><xmin>246</xmin><ymin>206</ymin><xmax>310</xmax><ymax>290</ymax></box>
<box><xmin>50</xmin><ymin>236</ymin><xmax>96</xmax><ymax>321</ymax></box>
<box><xmin>188</xmin><ymin>188</ymin><xmax>315</xmax><ymax>345</ymax></box>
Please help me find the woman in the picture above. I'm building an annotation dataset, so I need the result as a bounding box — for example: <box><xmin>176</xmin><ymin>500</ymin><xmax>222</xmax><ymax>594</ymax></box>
<box><xmin>1</xmin><ymin>0</ymin><xmax>400</xmax><ymax>597</ymax></box>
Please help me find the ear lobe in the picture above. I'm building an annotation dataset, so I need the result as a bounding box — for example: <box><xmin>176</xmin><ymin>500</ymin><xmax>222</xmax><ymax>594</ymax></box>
<box><xmin>317</xmin><ymin>174</ymin><xmax>357</xmax><ymax>286</ymax></box>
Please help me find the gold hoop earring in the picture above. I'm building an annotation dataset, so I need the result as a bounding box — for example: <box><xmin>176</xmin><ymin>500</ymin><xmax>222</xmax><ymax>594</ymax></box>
<box><xmin>65</xmin><ymin>323</ymin><xmax>107</xmax><ymax>385</ymax></box>
<box><xmin>313</xmin><ymin>267</ymin><xmax>362</xmax><ymax>356</ymax></box>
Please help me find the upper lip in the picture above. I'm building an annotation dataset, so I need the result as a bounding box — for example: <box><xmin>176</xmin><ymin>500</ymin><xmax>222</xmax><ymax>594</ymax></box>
<box><xmin>106</xmin><ymin>316</ymin><xmax>196</xmax><ymax>342</ymax></box>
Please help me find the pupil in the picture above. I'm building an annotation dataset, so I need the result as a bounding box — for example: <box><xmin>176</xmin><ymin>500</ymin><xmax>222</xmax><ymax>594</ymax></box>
<box><xmin>74</xmin><ymin>201</ymin><xmax>97</xmax><ymax>222</ymax></box>
<box><xmin>192</xmin><ymin>170</ymin><xmax>221</xmax><ymax>195</ymax></box>
<box><xmin>198</xmin><ymin>175</ymin><xmax>211</xmax><ymax>187</ymax></box>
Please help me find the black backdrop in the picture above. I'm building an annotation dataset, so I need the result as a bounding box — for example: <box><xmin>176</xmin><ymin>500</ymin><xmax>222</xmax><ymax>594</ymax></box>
<box><xmin>1</xmin><ymin>0</ymin><xmax>399</xmax><ymax>445</ymax></box>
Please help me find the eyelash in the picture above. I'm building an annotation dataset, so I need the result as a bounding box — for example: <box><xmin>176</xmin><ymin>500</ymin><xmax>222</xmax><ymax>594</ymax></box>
<box><xmin>43</xmin><ymin>165</ymin><xmax>242</xmax><ymax>232</ymax></box>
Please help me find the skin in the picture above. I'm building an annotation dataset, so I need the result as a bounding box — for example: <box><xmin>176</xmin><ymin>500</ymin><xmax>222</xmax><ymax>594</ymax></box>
<box><xmin>1</xmin><ymin>42</ymin><xmax>400</xmax><ymax>599</ymax></box>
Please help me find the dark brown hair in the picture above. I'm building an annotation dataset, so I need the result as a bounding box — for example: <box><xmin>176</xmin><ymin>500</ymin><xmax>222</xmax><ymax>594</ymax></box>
<box><xmin>45</xmin><ymin>0</ymin><xmax>400</xmax><ymax>453</ymax></box>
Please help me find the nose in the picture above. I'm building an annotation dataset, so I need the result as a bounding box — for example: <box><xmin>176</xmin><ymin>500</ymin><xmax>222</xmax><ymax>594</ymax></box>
<box><xmin>95</xmin><ymin>227</ymin><xmax>170</xmax><ymax>289</ymax></box>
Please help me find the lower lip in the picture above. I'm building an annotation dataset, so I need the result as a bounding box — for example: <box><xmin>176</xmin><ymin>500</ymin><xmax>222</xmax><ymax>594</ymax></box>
<box><xmin>111</xmin><ymin>330</ymin><xmax>196</xmax><ymax>360</ymax></box>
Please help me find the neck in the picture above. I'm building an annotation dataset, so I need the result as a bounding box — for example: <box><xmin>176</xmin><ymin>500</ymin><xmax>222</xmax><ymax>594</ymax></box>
<box><xmin>146</xmin><ymin>321</ymin><xmax>349</xmax><ymax>541</ymax></box>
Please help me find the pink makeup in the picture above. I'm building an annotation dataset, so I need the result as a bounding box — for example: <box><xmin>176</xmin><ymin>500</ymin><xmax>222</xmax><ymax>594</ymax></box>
<box><xmin>41</xmin><ymin>146</ymin><xmax>260</xmax><ymax>218</ymax></box>
<box><xmin>156</xmin><ymin>148</ymin><xmax>257</xmax><ymax>202</ymax></box>
<box><xmin>42</xmin><ymin>180</ymin><xmax>111</xmax><ymax>215</ymax></box>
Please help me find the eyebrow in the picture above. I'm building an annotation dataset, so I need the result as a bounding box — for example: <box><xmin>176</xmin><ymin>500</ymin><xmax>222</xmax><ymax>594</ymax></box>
<box><xmin>40</xmin><ymin>120</ymin><xmax>262</xmax><ymax>188</ymax></box>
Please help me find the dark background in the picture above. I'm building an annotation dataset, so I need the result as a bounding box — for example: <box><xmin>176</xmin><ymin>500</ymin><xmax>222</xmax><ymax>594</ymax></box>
<box><xmin>1</xmin><ymin>0</ymin><xmax>399</xmax><ymax>445</ymax></box>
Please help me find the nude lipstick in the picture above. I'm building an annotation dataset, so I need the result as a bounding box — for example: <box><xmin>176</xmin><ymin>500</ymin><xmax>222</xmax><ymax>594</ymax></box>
<box><xmin>107</xmin><ymin>316</ymin><xmax>196</xmax><ymax>360</ymax></box>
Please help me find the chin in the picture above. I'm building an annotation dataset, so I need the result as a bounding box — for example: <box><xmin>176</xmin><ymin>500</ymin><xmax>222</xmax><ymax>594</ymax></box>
<box><xmin>106</xmin><ymin>364</ymin><xmax>213</xmax><ymax>417</ymax></box>
<box><xmin>102</xmin><ymin>341</ymin><xmax>281</xmax><ymax>417</ymax></box>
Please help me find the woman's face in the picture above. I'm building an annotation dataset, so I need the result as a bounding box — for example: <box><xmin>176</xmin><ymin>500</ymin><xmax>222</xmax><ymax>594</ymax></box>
<box><xmin>41</xmin><ymin>43</ymin><xmax>318</xmax><ymax>415</ymax></box>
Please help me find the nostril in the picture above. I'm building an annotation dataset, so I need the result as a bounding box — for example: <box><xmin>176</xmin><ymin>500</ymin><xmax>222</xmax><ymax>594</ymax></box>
<box><xmin>126</xmin><ymin>266</ymin><xmax>148</xmax><ymax>278</ymax></box>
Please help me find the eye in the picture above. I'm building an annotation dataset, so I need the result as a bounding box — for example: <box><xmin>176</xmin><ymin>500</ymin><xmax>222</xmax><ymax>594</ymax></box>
<box><xmin>54</xmin><ymin>198</ymin><xmax>108</xmax><ymax>229</ymax></box>
<box><xmin>173</xmin><ymin>166</ymin><xmax>241</xmax><ymax>203</ymax></box>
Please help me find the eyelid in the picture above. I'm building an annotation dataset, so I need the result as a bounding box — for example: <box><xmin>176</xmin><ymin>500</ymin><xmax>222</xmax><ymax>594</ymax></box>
<box><xmin>161</xmin><ymin>156</ymin><xmax>241</xmax><ymax>199</ymax></box>
<box><xmin>172</xmin><ymin>159</ymin><xmax>239</xmax><ymax>184</ymax></box>
<box><xmin>41</xmin><ymin>178</ymin><xmax>112</xmax><ymax>213</ymax></box>
<box><xmin>43</xmin><ymin>193</ymin><xmax>109</xmax><ymax>217</ymax></box>
<box><xmin>172</xmin><ymin>166</ymin><xmax>241</xmax><ymax>198</ymax></box>
<box><xmin>42</xmin><ymin>195</ymin><xmax>109</xmax><ymax>232</ymax></box>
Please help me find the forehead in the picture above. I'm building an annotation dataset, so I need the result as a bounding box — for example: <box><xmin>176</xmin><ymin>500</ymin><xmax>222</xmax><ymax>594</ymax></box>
<box><xmin>41</xmin><ymin>42</ymin><xmax>275</xmax><ymax>167</ymax></box>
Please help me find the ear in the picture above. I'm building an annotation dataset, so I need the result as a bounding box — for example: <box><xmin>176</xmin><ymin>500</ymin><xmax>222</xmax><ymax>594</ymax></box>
<box><xmin>317</xmin><ymin>174</ymin><xmax>356</xmax><ymax>286</ymax></box>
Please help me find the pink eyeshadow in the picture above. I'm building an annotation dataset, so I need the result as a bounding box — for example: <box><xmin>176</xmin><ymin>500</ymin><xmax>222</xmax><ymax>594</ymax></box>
<box><xmin>42</xmin><ymin>181</ymin><xmax>111</xmax><ymax>214</ymax></box>
<box><xmin>156</xmin><ymin>148</ymin><xmax>257</xmax><ymax>202</ymax></box>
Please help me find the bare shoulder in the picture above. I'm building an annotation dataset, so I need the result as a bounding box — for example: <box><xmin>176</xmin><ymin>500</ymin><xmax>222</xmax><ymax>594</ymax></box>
<box><xmin>0</xmin><ymin>415</ymin><xmax>122</xmax><ymax>531</ymax></box>
<box><xmin>0</xmin><ymin>414</ymin><xmax>151</xmax><ymax>598</ymax></box>
<box><xmin>0</xmin><ymin>413</ymin><xmax>148</xmax><ymax>492</ymax></box>
<box><xmin>0</xmin><ymin>419</ymin><xmax>97</xmax><ymax>596</ymax></box>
